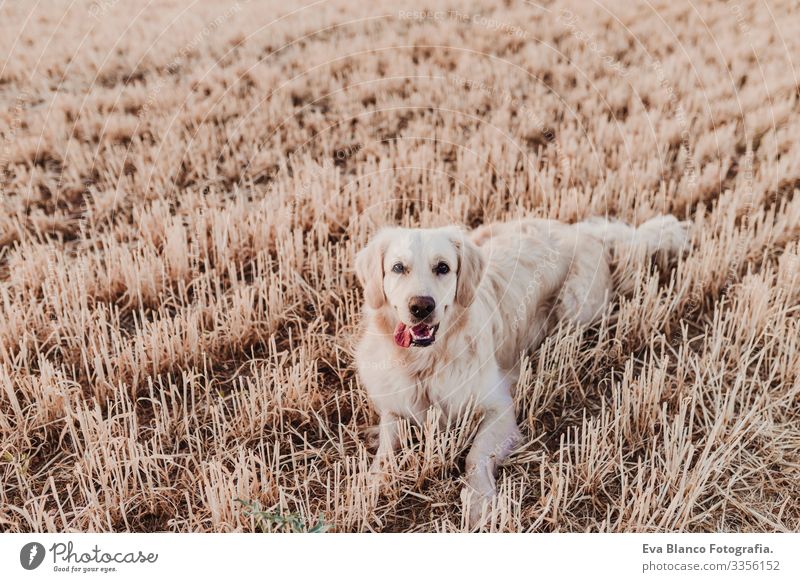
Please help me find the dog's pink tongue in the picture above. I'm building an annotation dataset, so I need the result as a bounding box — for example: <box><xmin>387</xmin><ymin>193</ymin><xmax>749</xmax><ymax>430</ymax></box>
<box><xmin>394</xmin><ymin>323</ymin><xmax>412</xmax><ymax>348</ymax></box>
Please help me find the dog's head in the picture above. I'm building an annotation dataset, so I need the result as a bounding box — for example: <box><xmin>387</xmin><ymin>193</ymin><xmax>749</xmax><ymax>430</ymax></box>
<box><xmin>355</xmin><ymin>226</ymin><xmax>485</xmax><ymax>348</ymax></box>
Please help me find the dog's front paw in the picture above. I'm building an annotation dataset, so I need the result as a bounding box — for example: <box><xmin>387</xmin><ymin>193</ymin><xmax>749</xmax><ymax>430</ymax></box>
<box><xmin>364</xmin><ymin>425</ymin><xmax>381</xmax><ymax>451</ymax></box>
<box><xmin>460</xmin><ymin>469</ymin><xmax>497</xmax><ymax>530</ymax></box>
<box><xmin>460</xmin><ymin>485</ymin><xmax>494</xmax><ymax>531</ymax></box>
<box><xmin>460</xmin><ymin>457</ymin><xmax>499</xmax><ymax>529</ymax></box>
<box><xmin>366</xmin><ymin>457</ymin><xmax>392</xmax><ymax>492</ymax></box>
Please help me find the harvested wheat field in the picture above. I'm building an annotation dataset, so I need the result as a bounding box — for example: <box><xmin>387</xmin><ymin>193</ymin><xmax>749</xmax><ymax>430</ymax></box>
<box><xmin>1</xmin><ymin>0</ymin><xmax>799</xmax><ymax>533</ymax></box>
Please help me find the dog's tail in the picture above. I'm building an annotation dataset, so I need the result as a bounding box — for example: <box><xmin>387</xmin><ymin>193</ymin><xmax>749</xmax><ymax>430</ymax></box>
<box><xmin>577</xmin><ymin>215</ymin><xmax>691</xmax><ymax>293</ymax></box>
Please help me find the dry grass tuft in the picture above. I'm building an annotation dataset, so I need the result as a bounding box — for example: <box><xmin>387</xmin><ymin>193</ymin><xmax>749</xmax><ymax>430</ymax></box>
<box><xmin>1</xmin><ymin>0</ymin><xmax>799</xmax><ymax>532</ymax></box>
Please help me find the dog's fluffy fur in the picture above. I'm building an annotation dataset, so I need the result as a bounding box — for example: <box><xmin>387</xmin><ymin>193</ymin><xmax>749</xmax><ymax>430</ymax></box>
<box><xmin>355</xmin><ymin>215</ymin><xmax>689</xmax><ymax>526</ymax></box>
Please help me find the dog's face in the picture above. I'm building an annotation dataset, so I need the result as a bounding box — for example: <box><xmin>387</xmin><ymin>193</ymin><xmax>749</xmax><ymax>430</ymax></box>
<box><xmin>356</xmin><ymin>226</ymin><xmax>485</xmax><ymax>348</ymax></box>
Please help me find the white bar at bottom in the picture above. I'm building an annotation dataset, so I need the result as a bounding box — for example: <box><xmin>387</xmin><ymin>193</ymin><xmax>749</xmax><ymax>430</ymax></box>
<box><xmin>1</xmin><ymin>533</ymin><xmax>797</xmax><ymax>581</ymax></box>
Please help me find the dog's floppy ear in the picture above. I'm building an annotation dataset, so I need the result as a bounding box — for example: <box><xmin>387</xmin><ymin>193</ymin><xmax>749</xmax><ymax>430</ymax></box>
<box><xmin>355</xmin><ymin>229</ymin><xmax>391</xmax><ymax>309</ymax></box>
<box><xmin>450</xmin><ymin>228</ymin><xmax>486</xmax><ymax>308</ymax></box>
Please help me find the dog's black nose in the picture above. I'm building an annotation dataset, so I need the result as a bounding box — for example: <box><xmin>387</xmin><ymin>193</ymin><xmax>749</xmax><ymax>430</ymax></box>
<box><xmin>409</xmin><ymin>296</ymin><xmax>435</xmax><ymax>319</ymax></box>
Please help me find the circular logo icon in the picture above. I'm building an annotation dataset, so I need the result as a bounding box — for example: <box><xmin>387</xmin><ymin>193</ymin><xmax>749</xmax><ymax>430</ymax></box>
<box><xmin>20</xmin><ymin>542</ymin><xmax>46</xmax><ymax>570</ymax></box>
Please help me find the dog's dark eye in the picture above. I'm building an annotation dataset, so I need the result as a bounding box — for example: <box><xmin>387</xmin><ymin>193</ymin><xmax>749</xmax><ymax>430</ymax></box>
<box><xmin>434</xmin><ymin>262</ymin><xmax>450</xmax><ymax>275</ymax></box>
<box><xmin>392</xmin><ymin>263</ymin><xmax>405</xmax><ymax>274</ymax></box>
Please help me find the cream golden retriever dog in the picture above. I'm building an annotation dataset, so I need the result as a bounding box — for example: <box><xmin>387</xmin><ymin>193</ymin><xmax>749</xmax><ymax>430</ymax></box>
<box><xmin>355</xmin><ymin>215</ymin><xmax>689</xmax><ymax>528</ymax></box>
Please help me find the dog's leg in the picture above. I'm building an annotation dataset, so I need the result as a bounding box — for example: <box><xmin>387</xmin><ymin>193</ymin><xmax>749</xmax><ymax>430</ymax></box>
<box><xmin>556</xmin><ymin>240</ymin><xmax>613</xmax><ymax>326</ymax></box>
<box><xmin>368</xmin><ymin>413</ymin><xmax>400</xmax><ymax>477</ymax></box>
<box><xmin>578</xmin><ymin>215</ymin><xmax>691</xmax><ymax>294</ymax></box>
<box><xmin>461</xmin><ymin>396</ymin><xmax>521</xmax><ymax>529</ymax></box>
